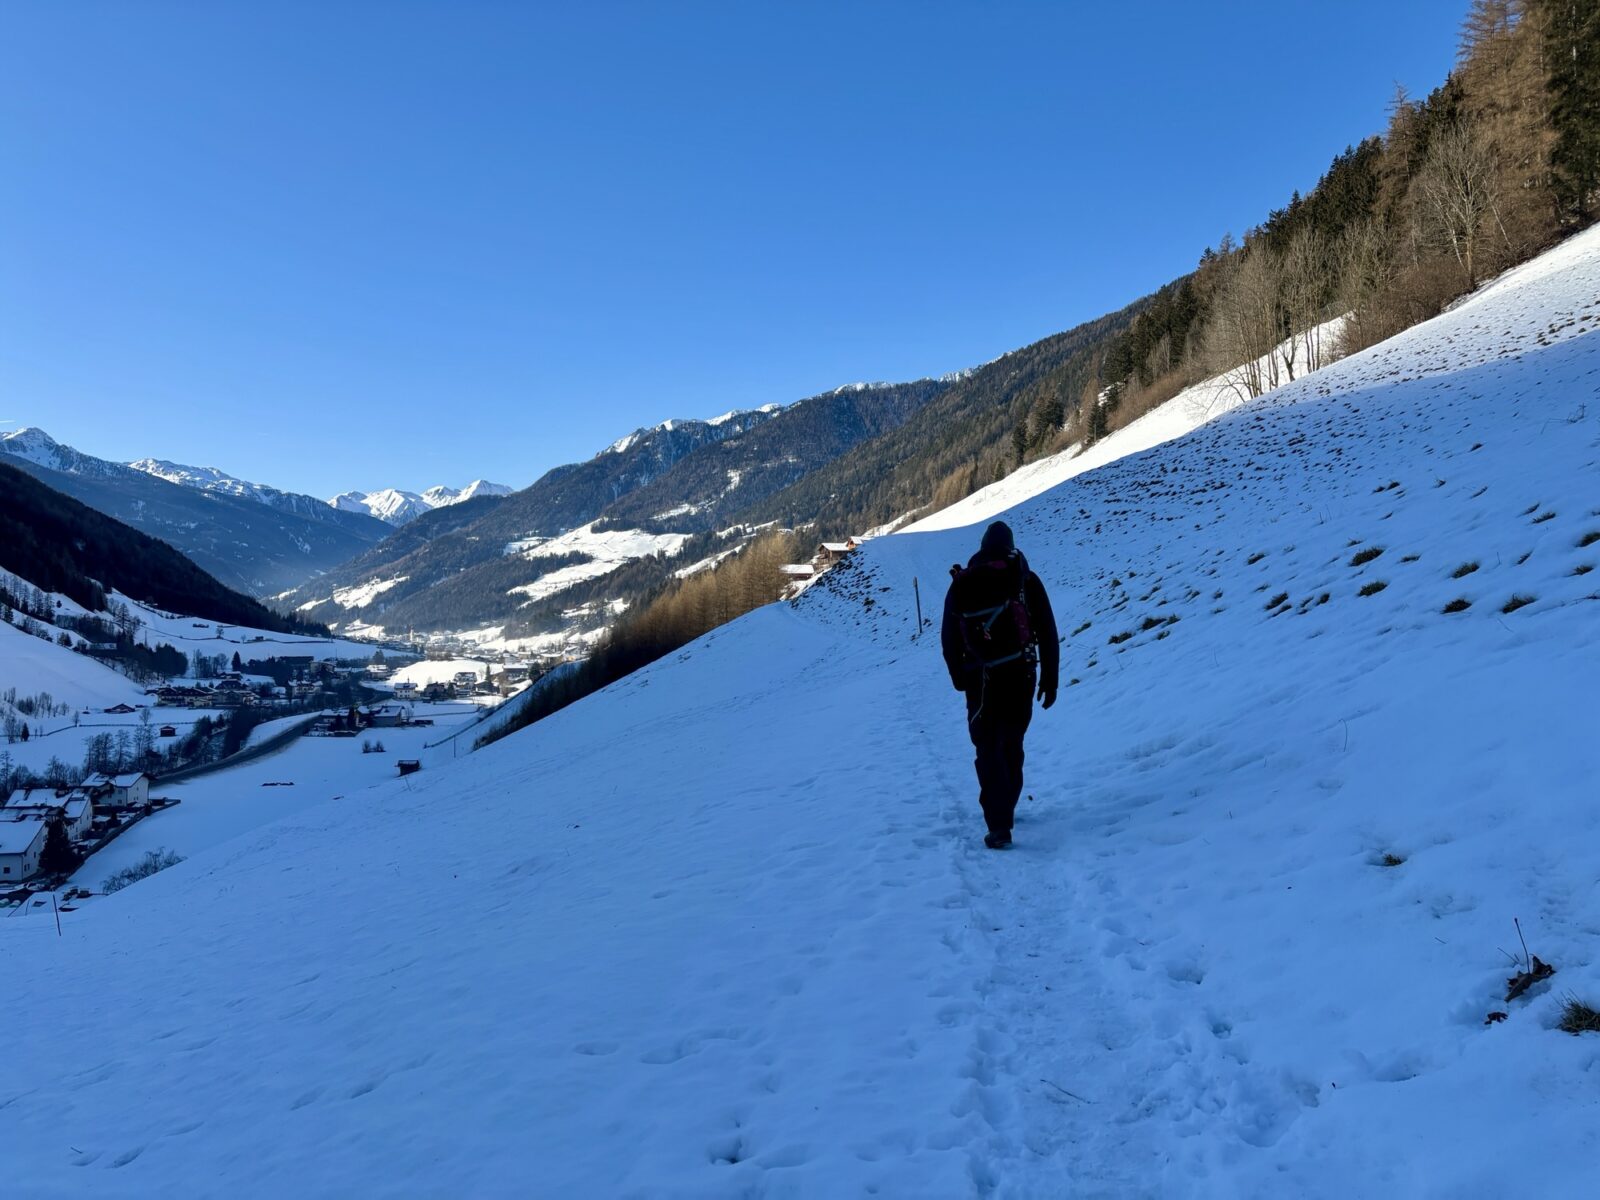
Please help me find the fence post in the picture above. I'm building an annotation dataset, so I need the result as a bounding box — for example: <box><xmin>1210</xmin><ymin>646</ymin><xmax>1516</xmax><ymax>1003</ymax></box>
<box><xmin>913</xmin><ymin>577</ymin><xmax>922</xmax><ymax>639</ymax></box>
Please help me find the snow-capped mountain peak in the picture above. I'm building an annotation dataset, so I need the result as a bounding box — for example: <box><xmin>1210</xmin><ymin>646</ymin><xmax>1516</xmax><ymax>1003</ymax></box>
<box><xmin>0</xmin><ymin>426</ymin><xmax>68</xmax><ymax>469</ymax></box>
<box><xmin>127</xmin><ymin>457</ymin><xmax>280</xmax><ymax>503</ymax></box>
<box><xmin>330</xmin><ymin>480</ymin><xmax>513</xmax><ymax>526</ymax></box>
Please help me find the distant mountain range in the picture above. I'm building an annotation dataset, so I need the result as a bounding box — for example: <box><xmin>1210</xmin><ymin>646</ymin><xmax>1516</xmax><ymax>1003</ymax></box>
<box><xmin>280</xmin><ymin>386</ymin><xmax>946</xmax><ymax>647</ymax></box>
<box><xmin>0</xmin><ymin>428</ymin><xmax>392</xmax><ymax>598</ymax></box>
<box><xmin>0</xmin><ymin>459</ymin><xmax>325</xmax><ymax>635</ymax></box>
<box><xmin>329</xmin><ymin>480</ymin><xmax>514</xmax><ymax>526</ymax></box>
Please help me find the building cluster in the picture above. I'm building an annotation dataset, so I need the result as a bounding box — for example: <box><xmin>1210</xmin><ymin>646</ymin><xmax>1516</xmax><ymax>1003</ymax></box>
<box><xmin>307</xmin><ymin>705</ymin><xmax>432</xmax><ymax>737</ymax></box>
<box><xmin>780</xmin><ymin>538</ymin><xmax>862</xmax><ymax>597</ymax></box>
<box><xmin>149</xmin><ymin>674</ymin><xmax>264</xmax><ymax>708</ymax></box>
<box><xmin>0</xmin><ymin>772</ymin><xmax>150</xmax><ymax>883</ymax></box>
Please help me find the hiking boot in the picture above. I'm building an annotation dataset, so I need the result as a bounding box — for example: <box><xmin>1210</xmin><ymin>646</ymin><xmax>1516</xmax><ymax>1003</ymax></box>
<box><xmin>983</xmin><ymin>831</ymin><xmax>1012</xmax><ymax>850</ymax></box>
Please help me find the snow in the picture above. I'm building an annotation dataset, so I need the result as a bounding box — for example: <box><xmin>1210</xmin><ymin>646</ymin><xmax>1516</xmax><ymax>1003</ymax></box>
<box><xmin>388</xmin><ymin>658</ymin><xmax>490</xmax><ymax>689</ymax></box>
<box><xmin>909</xmin><ymin>317</ymin><xmax>1348</xmax><ymax>535</ymax></box>
<box><xmin>0</xmin><ymin>425</ymin><xmax>72</xmax><ymax>469</ymax></box>
<box><xmin>505</xmin><ymin>522</ymin><xmax>692</xmax><ymax>605</ymax></box>
<box><xmin>115</xmin><ymin>594</ymin><xmax>376</xmax><ymax>661</ymax></box>
<box><xmin>63</xmin><ymin>702</ymin><xmax>485</xmax><ymax>893</ymax></box>
<box><xmin>0</xmin><ymin>620</ymin><xmax>147</xmax><ymax>712</ymax></box>
<box><xmin>329</xmin><ymin>481</ymin><xmax>511</xmax><ymax>526</ymax></box>
<box><xmin>331</xmin><ymin>576</ymin><xmax>408</xmax><ymax>610</ymax></box>
<box><xmin>4</xmin><ymin>226</ymin><xmax>1600</xmax><ymax>1195</ymax></box>
<box><xmin>602</xmin><ymin>403</ymin><xmax>785</xmax><ymax>456</ymax></box>
<box><xmin>126</xmin><ymin>458</ymin><xmax>278</xmax><ymax>503</ymax></box>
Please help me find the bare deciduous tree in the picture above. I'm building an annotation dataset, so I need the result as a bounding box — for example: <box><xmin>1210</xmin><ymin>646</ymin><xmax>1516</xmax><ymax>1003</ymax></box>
<box><xmin>1418</xmin><ymin>120</ymin><xmax>1510</xmax><ymax>287</ymax></box>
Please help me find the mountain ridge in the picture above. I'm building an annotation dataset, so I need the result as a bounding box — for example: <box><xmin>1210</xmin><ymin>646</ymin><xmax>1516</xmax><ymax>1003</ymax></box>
<box><xmin>0</xmin><ymin>428</ymin><xmax>392</xmax><ymax>597</ymax></box>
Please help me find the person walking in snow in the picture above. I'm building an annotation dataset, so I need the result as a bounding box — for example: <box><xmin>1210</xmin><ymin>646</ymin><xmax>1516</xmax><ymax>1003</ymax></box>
<box><xmin>941</xmin><ymin>521</ymin><xmax>1058</xmax><ymax>849</ymax></box>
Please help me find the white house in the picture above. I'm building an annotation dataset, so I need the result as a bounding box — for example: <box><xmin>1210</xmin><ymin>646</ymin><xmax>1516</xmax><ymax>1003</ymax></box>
<box><xmin>3</xmin><ymin>788</ymin><xmax>94</xmax><ymax>843</ymax></box>
<box><xmin>0</xmin><ymin>819</ymin><xmax>46</xmax><ymax>882</ymax></box>
<box><xmin>80</xmin><ymin>772</ymin><xmax>150</xmax><ymax>810</ymax></box>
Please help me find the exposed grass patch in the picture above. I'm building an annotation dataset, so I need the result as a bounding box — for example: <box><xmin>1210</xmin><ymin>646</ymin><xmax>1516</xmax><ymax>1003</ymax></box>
<box><xmin>1579</xmin><ymin>531</ymin><xmax>1600</xmax><ymax>548</ymax></box>
<box><xmin>1070</xmin><ymin>621</ymin><xmax>1091</xmax><ymax>637</ymax></box>
<box><xmin>1359</xmin><ymin>581</ymin><xmax>1388</xmax><ymax>597</ymax></box>
<box><xmin>1558</xmin><ymin>997</ymin><xmax>1600</xmax><ymax>1035</ymax></box>
<box><xmin>1350</xmin><ymin>546</ymin><xmax>1385</xmax><ymax>567</ymax></box>
<box><xmin>1442</xmin><ymin>597</ymin><xmax>1472</xmax><ymax>613</ymax></box>
<box><xmin>1574</xmin><ymin>564</ymin><xmax>1594</xmax><ymax>576</ymax></box>
<box><xmin>1379</xmin><ymin>852</ymin><xmax>1406</xmax><ymax>867</ymax></box>
<box><xmin>1452</xmin><ymin>561</ymin><xmax>1480</xmax><ymax>579</ymax></box>
<box><xmin>1108</xmin><ymin>630</ymin><xmax>1133</xmax><ymax>645</ymax></box>
<box><xmin>1318</xmin><ymin>593</ymin><xmax>1330</xmax><ymax>606</ymax></box>
<box><xmin>1532</xmin><ymin>511</ymin><xmax>1556</xmax><ymax>524</ymax></box>
<box><xmin>1502</xmin><ymin>594</ymin><xmax>1536</xmax><ymax>614</ymax></box>
<box><xmin>1520</xmin><ymin>502</ymin><xmax>1541</xmax><ymax>517</ymax></box>
<box><xmin>1247</xmin><ymin>552</ymin><xmax>1266</xmax><ymax>565</ymax></box>
<box><xmin>1265</xmin><ymin>592</ymin><xmax>1289</xmax><ymax>611</ymax></box>
<box><xmin>1400</xmin><ymin>554</ymin><xmax>1420</xmax><ymax>563</ymax></box>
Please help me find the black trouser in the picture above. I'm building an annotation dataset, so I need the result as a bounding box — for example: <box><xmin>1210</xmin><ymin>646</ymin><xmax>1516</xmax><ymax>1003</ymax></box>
<box><xmin>963</xmin><ymin>664</ymin><xmax>1035</xmax><ymax>835</ymax></box>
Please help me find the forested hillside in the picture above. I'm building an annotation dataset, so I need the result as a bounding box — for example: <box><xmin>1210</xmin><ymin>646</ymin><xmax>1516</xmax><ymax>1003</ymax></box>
<box><xmin>0</xmin><ymin>462</ymin><xmax>327</xmax><ymax>636</ymax></box>
<box><xmin>736</xmin><ymin>304</ymin><xmax>1140</xmax><ymax>535</ymax></box>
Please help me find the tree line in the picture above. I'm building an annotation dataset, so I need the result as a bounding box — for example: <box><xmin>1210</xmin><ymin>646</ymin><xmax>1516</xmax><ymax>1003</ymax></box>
<box><xmin>480</xmin><ymin>530</ymin><xmax>803</xmax><ymax>746</ymax></box>
<box><xmin>1076</xmin><ymin>0</ymin><xmax>1598</xmax><ymax>453</ymax></box>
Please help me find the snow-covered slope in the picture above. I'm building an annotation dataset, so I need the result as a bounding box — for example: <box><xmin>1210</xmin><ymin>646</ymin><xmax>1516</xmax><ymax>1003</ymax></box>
<box><xmin>908</xmin><ymin>316</ymin><xmax>1347</xmax><ymax>535</ymax></box>
<box><xmin>0</xmin><ymin>618</ymin><xmax>148</xmax><ymax>712</ymax></box>
<box><xmin>6</xmin><ymin>228</ymin><xmax>1600</xmax><ymax>1196</ymax></box>
<box><xmin>329</xmin><ymin>480</ymin><xmax>513</xmax><ymax>526</ymax></box>
<box><xmin>127</xmin><ymin>457</ymin><xmax>288</xmax><ymax>504</ymax></box>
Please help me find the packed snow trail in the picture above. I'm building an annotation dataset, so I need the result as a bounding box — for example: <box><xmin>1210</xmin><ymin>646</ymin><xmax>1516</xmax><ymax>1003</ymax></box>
<box><xmin>6</xmin><ymin>227</ymin><xmax>1600</xmax><ymax>1196</ymax></box>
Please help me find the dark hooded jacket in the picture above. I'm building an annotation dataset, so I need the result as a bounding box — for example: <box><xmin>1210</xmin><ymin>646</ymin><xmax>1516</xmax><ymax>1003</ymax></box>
<box><xmin>940</xmin><ymin>523</ymin><xmax>1059</xmax><ymax>695</ymax></box>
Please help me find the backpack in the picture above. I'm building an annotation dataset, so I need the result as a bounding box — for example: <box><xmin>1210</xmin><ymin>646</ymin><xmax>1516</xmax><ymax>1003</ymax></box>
<box><xmin>949</xmin><ymin>553</ymin><xmax>1035</xmax><ymax>670</ymax></box>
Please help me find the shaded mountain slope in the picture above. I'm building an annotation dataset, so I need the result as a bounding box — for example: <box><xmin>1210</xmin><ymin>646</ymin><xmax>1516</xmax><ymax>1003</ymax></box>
<box><xmin>0</xmin><ymin>461</ymin><xmax>327</xmax><ymax>634</ymax></box>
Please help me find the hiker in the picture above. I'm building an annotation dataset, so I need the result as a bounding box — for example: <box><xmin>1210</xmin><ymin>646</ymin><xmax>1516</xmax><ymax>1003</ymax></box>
<box><xmin>941</xmin><ymin>521</ymin><xmax>1058</xmax><ymax>849</ymax></box>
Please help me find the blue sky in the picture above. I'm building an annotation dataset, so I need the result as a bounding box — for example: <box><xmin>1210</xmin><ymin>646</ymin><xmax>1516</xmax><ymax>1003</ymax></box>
<box><xmin>2</xmin><ymin>1</ymin><xmax>1466</xmax><ymax>497</ymax></box>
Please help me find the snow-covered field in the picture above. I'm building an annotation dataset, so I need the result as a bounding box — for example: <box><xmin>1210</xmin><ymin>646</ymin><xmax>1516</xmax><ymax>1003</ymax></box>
<box><xmin>53</xmin><ymin>702</ymin><xmax>483</xmax><ymax>895</ymax></box>
<box><xmin>119</xmin><ymin>595</ymin><xmax>377</xmax><ymax>660</ymax></box>
<box><xmin>387</xmin><ymin>657</ymin><xmax>493</xmax><ymax>689</ymax></box>
<box><xmin>505</xmin><ymin>521</ymin><xmax>693</xmax><ymax>606</ymax></box>
<box><xmin>0</xmin><ymin>619</ymin><xmax>147</xmax><ymax>713</ymax></box>
<box><xmin>5</xmin><ymin>227</ymin><xmax>1600</xmax><ymax>1196</ymax></box>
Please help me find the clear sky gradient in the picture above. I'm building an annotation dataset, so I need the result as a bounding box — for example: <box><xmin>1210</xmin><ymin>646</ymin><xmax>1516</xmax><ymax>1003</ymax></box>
<box><xmin>3</xmin><ymin>1</ymin><xmax>1467</xmax><ymax>497</ymax></box>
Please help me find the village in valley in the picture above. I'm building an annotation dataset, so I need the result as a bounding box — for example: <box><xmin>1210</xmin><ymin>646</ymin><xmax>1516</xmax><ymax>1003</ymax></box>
<box><xmin>1</xmin><ymin>604</ymin><xmax>544</xmax><ymax>909</ymax></box>
<box><xmin>0</xmin><ymin>538</ymin><xmax>870</xmax><ymax>906</ymax></box>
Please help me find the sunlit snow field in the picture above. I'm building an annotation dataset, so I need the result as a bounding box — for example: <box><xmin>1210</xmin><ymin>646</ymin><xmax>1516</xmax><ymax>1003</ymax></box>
<box><xmin>5</xmin><ymin>227</ymin><xmax>1600</xmax><ymax>1197</ymax></box>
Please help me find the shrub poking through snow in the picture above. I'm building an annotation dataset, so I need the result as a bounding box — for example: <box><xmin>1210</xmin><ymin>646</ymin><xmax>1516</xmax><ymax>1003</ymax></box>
<box><xmin>1453</xmin><ymin>561</ymin><xmax>1480</xmax><ymax>578</ymax></box>
<box><xmin>1578</xmin><ymin>531</ymin><xmax>1600</xmax><ymax>548</ymax></box>
<box><xmin>1350</xmin><ymin>546</ymin><xmax>1384</xmax><ymax>566</ymax></box>
<box><xmin>1443</xmin><ymin>598</ymin><xmax>1472</xmax><ymax>613</ymax></box>
<box><xmin>103</xmin><ymin>848</ymin><xmax>185</xmax><ymax>895</ymax></box>
<box><xmin>1574</xmin><ymin>564</ymin><xmax>1594</xmax><ymax>576</ymax></box>
<box><xmin>1266</xmin><ymin>592</ymin><xmax>1289</xmax><ymax>610</ymax></box>
<box><xmin>1359</xmin><ymin>581</ymin><xmax>1388</xmax><ymax>597</ymax></box>
<box><xmin>1558</xmin><ymin>997</ymin><xmax>1600</xmax><ymax>1035</ymax></box>
<box><xmin>1380</xmin><ymin>852</ymin><xmax>1405</xmax><ymax>867</ymax></box>
<box><xmin>1502</xmin><ymin>594</ymin><xmax>1536</xmax><ymax>613</ymax></box>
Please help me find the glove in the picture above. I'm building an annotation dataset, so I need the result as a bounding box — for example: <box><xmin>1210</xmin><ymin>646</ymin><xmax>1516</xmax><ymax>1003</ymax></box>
<box><xmin>1037</xmin><ymin>684</ymin><xmax>1056</xmax><ymax>710</ymax></box>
